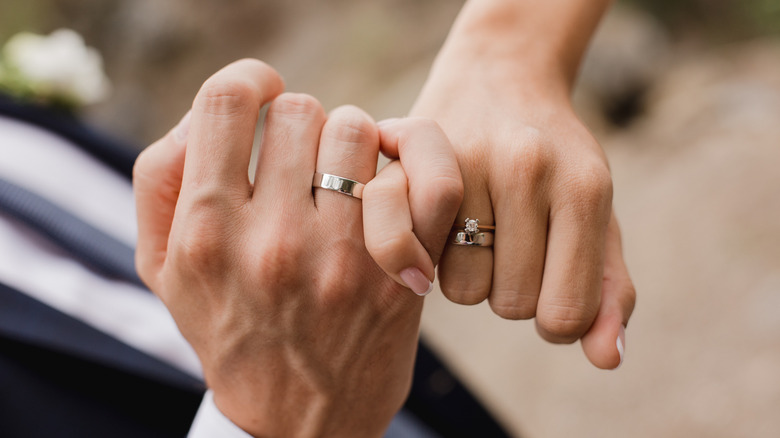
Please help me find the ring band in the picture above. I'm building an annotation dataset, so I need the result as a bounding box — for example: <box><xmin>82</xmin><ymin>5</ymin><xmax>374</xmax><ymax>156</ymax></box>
<box><xmin>312</xmin><ymin>172</ymin><xmax>365</xmax><ymax>199</ymax></box>
<box><xmin>451</xmin><ymin>224</ymin><xmax>496</xmax><ymax>232</ymax></box>
<box><xmin>451</xmin><ymin>231</ymin><xmax>494</xmax><ymax>247</ymax></box>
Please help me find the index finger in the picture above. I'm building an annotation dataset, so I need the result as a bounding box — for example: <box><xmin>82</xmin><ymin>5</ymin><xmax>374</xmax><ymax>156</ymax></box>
<box><xmin>378</xmin><ymin>118</ymin><xmax>464</xmax><ymax>264</ymax></box>
<box><xmin>183</xmin><ymin>59</ymin><xmax>284</xmax><ymax>198</ymax></box>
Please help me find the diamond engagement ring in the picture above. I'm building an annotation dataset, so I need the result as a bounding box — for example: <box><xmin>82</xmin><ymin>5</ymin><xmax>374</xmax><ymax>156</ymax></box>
<box><xmin>452</xmin><ymin>218</ymin><xmax>495</xmax><ymax>234</ymax></box>
<box><xmin>312</xmin><ymin>172</ymin><xmax>365</xmax><ymax>199</ymax></box>
<box><xmin>451</xmin><ymin>218</ymin><xmax>495</xmax><ymax>247</ymax></box>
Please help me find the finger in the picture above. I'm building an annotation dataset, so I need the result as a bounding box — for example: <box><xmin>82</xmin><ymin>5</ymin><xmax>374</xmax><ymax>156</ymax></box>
<box><xmin>580</xmin><ymin>212</ymin><xmax>636</xmax><ymax>369</ymax></box>
<box><xmin>377</xmin><ymin>118</ymin><xmax>463</xmax><ymax>266</ymax></box>
<box><xmin>133</xmin><ymin>111</ymin><xmax>190</xmax><ymax>290</ymax></box>
<box><xmin>253</xmin><ymin>93</ymin><xmax>326</xmax><ymax>205</ymax></box>
<box><xmin>535</xmin><ymin>163</ymin><xmax>613</xmax><ymax>344</ymax></box>
<box><xmin>487</xmin><ymin>144</ymin><xmax>551</xmax><ymax>319</ymax></box>
<box><xmin>183</xmin><ymin>59</ymin><xmax>284</xmax><ymax>198</ymax></box>
<box><xmin>363</xmin><ymin>161</ymin><xmax>434</xmax><ymax>296</ymax></box>
<box><xmin>423</xmin><ymin>149</ymin><xmax>493</xmax><ymax>305</ymax></box>
<box><xmin>314</xmin><ymin>105</ymin><xmax>380</xmax><ymax>216</ymax></box>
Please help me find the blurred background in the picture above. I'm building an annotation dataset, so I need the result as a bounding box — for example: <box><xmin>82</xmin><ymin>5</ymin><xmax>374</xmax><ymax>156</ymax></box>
<box><xmin>1</xmin><ymin>0</ymin><xmax>779</xmax><ymax>437</ymax></box>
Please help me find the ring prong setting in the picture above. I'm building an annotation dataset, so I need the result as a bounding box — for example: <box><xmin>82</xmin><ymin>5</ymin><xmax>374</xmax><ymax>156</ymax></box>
<box><xmin>464</xmin><ymin>218</ymin><xmax>479</xmax><ymax>234</ymax></box>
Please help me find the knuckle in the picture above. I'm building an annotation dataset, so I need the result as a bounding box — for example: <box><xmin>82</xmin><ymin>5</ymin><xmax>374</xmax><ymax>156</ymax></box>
<box><xmin>196</xmin><ymin>76</ymin><xmax>259</xmax><ymax>117</ymax></box>
<box><xmin>238</xmin><ymin>58</ymin><xmax>281</xmax><ymax>86</ymax></box>
<box><xmin>439</xmin><ymin>276</ymin><xmax>489</xmax><ymax>305</ymax></box>
<box><xmin>270</xmin><ymin>93</ymin><xmax>323</xmax><ymax>121</ymax></box>
<box><xmin>251</xmin><ymin>236</ymin><xmax>307</xmax><ymax>290</ymax></box>
<box><xmin>488</xmin><ymin>292</ymin><xmax>538</xmax><ymax>320</ymax></box>
<box><xmin>318</xmin><ymin>266</ymin><xmax>362</xmax><ymax>304</ymax></box>
<box><xmin>428</xmin><ymin>174</ymin><xmax>464</xmax><ymax>213</ymax></box>
<box><xmin>505</xmin><ymin>138</ymin><xmax>554</xmax><ymax>189</ymax></box>
<box><xmin>324</xmin><ymin>105</ymin><xmax>377</xmax><ymax>145</ymax></box>
<box><xmin>563</xmin><ymin>162</ymin><xmax>614</xmax><ymax>215</ymax></box>
<box><xmin>232</xmin><ymin>58</ymin><xmax>274</xmax><ymax>74</ymax></box>
<box><xmin>404</xmin><ymin>116</ymin><xmax>441</xmax><ymax>132</ymax></box>
<box><xmin>170</xmin><ymin>225</ymin><xmax>229</xmax><ymax>276</ymax></box>
<box><xmin>537</xmin><ymin>299</ymin><xmax>597</xmax><ymax>343</ymax></box>
<box><xmin>315</xmin><ymin>239</ymin><xmax>366</xmax><ymax>303</ymax></box>
<box><xmin>169</xmin><ymin>194</ymin><xmax>243</xmax><ymax>273</ymax></box>
<box><xmin>366</xmin><ymin>234</ymin><xmax>413</xmax><ymax>268</ymax></box>
<box><xmin>186</xmin><ymin>187</ymin><xmax>244</xmax><ymax>218</ymax></box>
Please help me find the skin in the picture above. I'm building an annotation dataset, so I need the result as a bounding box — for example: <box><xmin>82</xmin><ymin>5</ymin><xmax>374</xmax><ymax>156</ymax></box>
<box><xmin>132</xmin><ymin>0</ymin><xmax>638</xmax><ymax>432</ymax></box>
<box><xmin>133</xmin><ymin>59</ymin><xmax>462</xmax><ymax>437</ymax></box>
<box><xmin>409</xmin><ymin>0</ymin><xmax>636</xmax><ymax>369</ymax></box>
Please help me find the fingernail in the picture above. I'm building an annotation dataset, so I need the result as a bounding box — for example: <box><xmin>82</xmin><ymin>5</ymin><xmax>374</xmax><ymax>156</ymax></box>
<box><xmin>614</xmin><ymin>324</ymin><xmax>626</xmax><ymax>370</ymax></box>
<box><xmin>399</xmin><ymin>267</ymin><xmax>434</xmax><ymax>296</ymax></box>
<box><xmin>377</xmin><ymin>117</ymin><xmax>401</xmax><ymax>127</ymax></box>
<box><xmin>173</xmin><ymin>111</ymin><xmax>192</xmax><ymax>144</ymax></box>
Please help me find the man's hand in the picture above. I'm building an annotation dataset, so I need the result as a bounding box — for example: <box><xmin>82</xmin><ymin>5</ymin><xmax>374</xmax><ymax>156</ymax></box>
<box><xmin>409</xmin><ymin>0</ymin><xmax>636</xmax><ymax>369</ymax></box>
<box><xmin>133</xmin><ymin>59</ymin><xmax>462</xmax><ymax>437</ymax></box>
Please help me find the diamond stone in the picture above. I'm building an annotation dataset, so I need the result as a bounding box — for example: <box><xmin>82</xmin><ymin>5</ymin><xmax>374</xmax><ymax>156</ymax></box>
<box><xmin>465</xmin><ymin>218</ymin><xmax>479</xmax><ymax>234</ymax></box>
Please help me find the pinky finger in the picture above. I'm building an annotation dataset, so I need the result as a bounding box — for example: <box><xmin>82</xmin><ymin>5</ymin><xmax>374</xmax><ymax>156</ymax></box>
<box><xmin>580</xmin><ymin>212</ymin><xmax>637</xmax><ymax>369</ymax></box>
<box><xmin>363</xmin><ymin>161</ymin><xmax>434</xmax><ymax>296</ymax></box>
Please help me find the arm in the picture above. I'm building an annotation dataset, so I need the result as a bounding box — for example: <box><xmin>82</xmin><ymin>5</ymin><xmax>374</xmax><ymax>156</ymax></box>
<box><xmin>440</xmin><ymin>0</ymin><xmax>613</xmax><ymax>93</ymax></box>
<box><xmin>411</xmin><ymin>0</ymin><xmax>635</xmax><ymax>369</ymax></box>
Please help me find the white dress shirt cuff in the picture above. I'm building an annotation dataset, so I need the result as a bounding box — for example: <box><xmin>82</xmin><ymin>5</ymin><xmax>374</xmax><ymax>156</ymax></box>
<box><xmin>188</xmin><ymin>390</ymin><xmax>254</xmax><ymax>438</ymax></box>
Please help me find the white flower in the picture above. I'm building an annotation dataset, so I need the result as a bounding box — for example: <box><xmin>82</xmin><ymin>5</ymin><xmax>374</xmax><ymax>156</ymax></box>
<box><xmin>1</xmin><ymin>29</ymin><xmax>111</xmax><ymax>106</ymax></box>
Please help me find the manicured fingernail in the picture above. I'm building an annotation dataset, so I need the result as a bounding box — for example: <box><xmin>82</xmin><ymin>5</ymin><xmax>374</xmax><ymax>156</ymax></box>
<box><xmin>173</xmin><ymin>111</ymin><xmax>192</xmax><ymax>144</ymax></box>
<box><xmin>615</xmin><ymin>324</ymin><xmax>626</xmax><ymax>369</ymax></box>
<box><xmin>377</xmin><ymin>117</ymin><xmax>401</xmax><ymax>127</ymax></box>
<box><xmin>399</xmin><ymin>268</ymin><xmax>434</xmax><ymax>296</ymax></box>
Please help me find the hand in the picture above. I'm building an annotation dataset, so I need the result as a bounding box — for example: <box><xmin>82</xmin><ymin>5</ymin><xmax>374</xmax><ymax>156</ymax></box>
<box><xmin>365</xmin><ymin>117</ymin><xmax>465</xmax><ymax>296</ymax></box>
<box><xmin>410</xmin><ymin>38</ymin><xmax>636</xmax><ymax>370</ymax></box>
<box><xmin>133</xmin><ymin>59</ymin><xmax>462</xmax><ymax>437</ymax></box>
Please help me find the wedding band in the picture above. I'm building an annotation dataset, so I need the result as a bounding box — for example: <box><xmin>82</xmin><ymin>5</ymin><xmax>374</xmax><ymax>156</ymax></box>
<box><xmin>451</xmin><ymin>231</ymin><xmax>494</xmax><ymax>247</ymax></box>
<box><xmin>312</xmin><ymin>172</ymin><xmax>365</xmax><ymax>199</ymax></box>
<box><xmin>450</xmin><ymin>218</ymin><xmax>494</xmax><ymax>247</ymax></box>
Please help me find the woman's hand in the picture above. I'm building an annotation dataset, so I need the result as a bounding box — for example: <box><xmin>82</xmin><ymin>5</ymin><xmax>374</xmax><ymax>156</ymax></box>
<box><xmin>409</xmin><ymin>0</ymin><xmax>636</xmax><ymax>369</ymax></box>
<box><xmin>133</xmin><ymin>59</ymin><xmax>461</xmax><ymax>437</ymax></box>
<box><xmin>364</xmin><ymin>118</ymin><xmax>464</xmax><ymax>296</ymax></box>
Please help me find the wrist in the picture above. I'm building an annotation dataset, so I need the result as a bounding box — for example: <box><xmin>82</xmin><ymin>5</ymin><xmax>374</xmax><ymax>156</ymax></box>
<box><xmin>429</xmin><ymin>44</ymin><xmax>573</xmax><ymax>107</ymax></box>
<box><xmin>212</xmin><ymin>386</ymin><xmax>388</xmax><ymax>438</ymax></box>
<box><xmin>437</xmin><ymin>0</ymin><xmax>612</xmax><ymax>93</ymax></box>
<box><xmin>417</xmin><ymin>45</ymin><xmax>576</xmax><ymax>124</ymax></box>
<box><xmin>212</xmin><ymin>387</ymin><xmax>328</xmax><ymax>438</ymax></box>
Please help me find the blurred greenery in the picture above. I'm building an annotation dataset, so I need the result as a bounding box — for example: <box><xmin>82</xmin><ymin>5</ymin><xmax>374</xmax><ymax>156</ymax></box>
<box><xmin>2</xmin><ymin>0</ymin><xmax>778</xmax><ymax>46</ymax></box>
<box><xmin>623</xmin><ymin>0</ymin><xmax>780</xmax><ymax>40</ymax></box>
<box><xmin>0</xmin><ymin>0</ymin><xmax>120</xmax><ymax>46</ymax></box>
<box><xmin>1</xmin><ymin>0</ymin><xmax>777</xmax><ymax>141</ymax></box>
<box><xmin>0</xmin><ymin>1</ymin><xmax>42</xmax><ymax>42</ymax></box>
